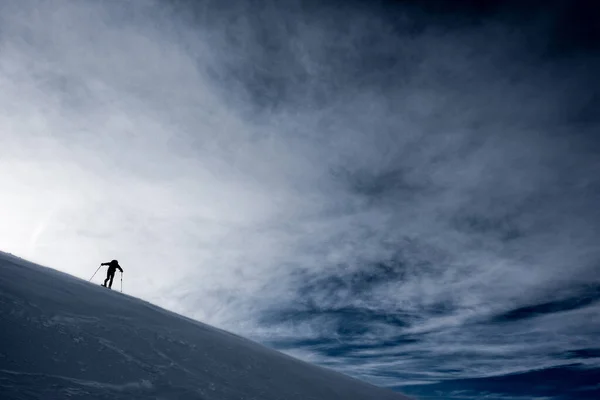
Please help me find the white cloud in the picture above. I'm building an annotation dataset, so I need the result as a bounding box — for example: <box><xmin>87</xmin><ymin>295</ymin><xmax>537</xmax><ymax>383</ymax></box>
<box><xmin>1</xmin><ymin>0</ymin><xmax>599</xmax><ymax>388</ymax></box>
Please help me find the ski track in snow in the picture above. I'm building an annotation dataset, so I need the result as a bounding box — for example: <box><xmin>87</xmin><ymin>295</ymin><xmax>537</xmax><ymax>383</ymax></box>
<box><xmin>0</xmin><ymin>368</ymin><xmax>154</xmax><ymax>391</ymax></box>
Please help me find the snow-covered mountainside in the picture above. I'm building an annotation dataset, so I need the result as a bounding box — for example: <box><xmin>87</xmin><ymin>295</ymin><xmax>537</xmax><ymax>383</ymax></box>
<box><xmin>0</xmin><ymin>252</ymin><xmax>410</xmax><ymax>399</ymax></box>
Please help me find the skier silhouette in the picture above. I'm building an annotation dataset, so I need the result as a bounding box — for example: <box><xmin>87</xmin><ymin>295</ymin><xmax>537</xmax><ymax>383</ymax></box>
<box><xmin>100</xmin><ymin>260</ymin><xmax>123</xmax><ymax>289</ymax></box>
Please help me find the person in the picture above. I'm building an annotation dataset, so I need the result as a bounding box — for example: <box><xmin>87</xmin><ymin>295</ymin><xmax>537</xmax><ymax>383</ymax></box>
<box><xmin>100</xmin><ymin>260</ymin><xmax>123</xmax><ymax>289</ymax></box>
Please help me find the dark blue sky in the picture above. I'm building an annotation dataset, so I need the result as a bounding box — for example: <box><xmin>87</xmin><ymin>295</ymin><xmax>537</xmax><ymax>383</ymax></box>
<box><xmin>1</xmin><ymin>1</ymin><xmax>599</xmax><ymax>399</ymax></box>
<box><xmin>178</xmin><ymin>1</ymin><xmax>600</xmax><ymax>398</ymax></box>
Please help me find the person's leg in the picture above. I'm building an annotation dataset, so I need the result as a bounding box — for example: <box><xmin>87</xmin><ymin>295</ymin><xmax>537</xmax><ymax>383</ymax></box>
<box><xmin>108</xmin><ymin>272</ymin><xmax>115</xmax><ymax>288</ymax></box>
<box><xmin>103</xmin><ymin>272</ymin><xmax>110</xmax><ymax>287</ymax></box>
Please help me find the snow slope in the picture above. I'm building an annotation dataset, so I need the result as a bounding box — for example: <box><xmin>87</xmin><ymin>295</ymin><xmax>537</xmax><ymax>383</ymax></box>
<box><xmin>0</xmin><ymin>252</ymin><xmax>410</xmax><ymax>400</ymax></box>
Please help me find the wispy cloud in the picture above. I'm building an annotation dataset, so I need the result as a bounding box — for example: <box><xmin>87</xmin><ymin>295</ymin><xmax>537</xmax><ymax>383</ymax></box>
<box><xmin>1</xmin><ymin>0</ymin><xmax>599</xmax><ymax>395</ymax></box>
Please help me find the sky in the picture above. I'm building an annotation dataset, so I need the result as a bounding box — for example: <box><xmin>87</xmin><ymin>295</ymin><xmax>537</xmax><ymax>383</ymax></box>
<box><xmin>1</xmin><ymin>0</ymin><xmax>599</xmax><ymax>398</ymax></box>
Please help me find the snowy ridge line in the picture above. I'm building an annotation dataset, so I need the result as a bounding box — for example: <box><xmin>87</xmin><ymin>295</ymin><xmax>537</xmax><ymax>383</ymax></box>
<box><xmin>0</xmin><ymin>251</ymin><xmax>411</xmax><ymax>399</ymax></box>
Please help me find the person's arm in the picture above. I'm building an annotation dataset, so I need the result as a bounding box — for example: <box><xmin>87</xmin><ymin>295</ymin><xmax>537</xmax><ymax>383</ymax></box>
<box><xmin>118</xmin><ymin>266</ymin><xmax>123</xmax><ymax>272</ymax></box>
<box><xmin>101</xmin><ymin>262</ymin><xmax>109</xmax><ymax>266</ymax></box>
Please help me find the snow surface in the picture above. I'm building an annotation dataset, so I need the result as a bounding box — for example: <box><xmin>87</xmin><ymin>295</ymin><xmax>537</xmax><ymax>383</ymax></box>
<box><xmin>0</xmin><ymin>252</ymin><xmax>410</xmax><ymax>399</ymax></box>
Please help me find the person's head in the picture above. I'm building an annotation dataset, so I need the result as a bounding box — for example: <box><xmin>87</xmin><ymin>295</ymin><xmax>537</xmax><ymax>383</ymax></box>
<box><xmin>111</xmin><ymin>259</ymin><xmax>118</xmax><ymax>265</ymax></box>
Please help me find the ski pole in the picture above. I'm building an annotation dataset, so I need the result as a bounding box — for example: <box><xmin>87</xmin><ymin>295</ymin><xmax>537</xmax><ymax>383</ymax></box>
<box><xmin>89</xmin><ymin>265</ymin><xmax>102</xmax><ymax>282</ymax></box>
<box><xmin>120</xmin><ymin>272</ymin><xmax>123</xmax><ymax>293</ymax></box>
